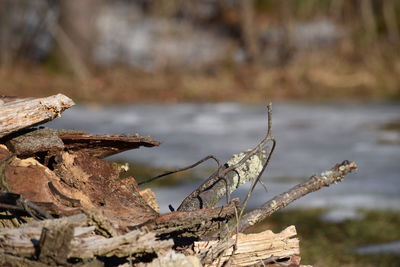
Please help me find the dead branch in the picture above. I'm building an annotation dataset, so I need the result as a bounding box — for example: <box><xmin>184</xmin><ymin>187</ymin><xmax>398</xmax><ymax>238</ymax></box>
<box><xmin>139</xmin><ymin>155</ymin><xmax>221</xmax><ymax>186</ymax></box>
<box><xmin>177</xmin><ymin>103</ymin><xmax>275</xmax><ymax>212</ymax></box>
<box><xmin>237</xmin><ymin>160</ymin><xmax>358</xmax><ymax>232</ymax></box>
<box><xmin>0</xmin><ymin>94</ymin><xmax>74</xmax><ymax>138</ymax></box>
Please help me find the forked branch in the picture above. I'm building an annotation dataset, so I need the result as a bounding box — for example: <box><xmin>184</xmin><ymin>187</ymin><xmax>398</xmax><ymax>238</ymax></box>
<box><xmin>177</xmin><ymin>103</ymin><xmax>276</xmax><ymax>212</ymax></box>
<box><xmin>237</xmin><ymin>160</ymin><xmax>358</xmax><ymax>232</ymax></box>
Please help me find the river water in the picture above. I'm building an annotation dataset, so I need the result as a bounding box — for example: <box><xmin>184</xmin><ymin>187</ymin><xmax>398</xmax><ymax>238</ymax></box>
<box><xmin>46</xmin><ymin>102</ymin><xmax>400</xmax><ymax>213</ymax></box>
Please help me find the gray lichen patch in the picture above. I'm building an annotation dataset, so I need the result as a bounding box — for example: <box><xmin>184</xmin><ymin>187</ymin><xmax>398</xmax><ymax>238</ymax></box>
<box><xmin>225</xmin><ymin>150</ymin><xmax>266</xmax><ymax>193</ymax></box>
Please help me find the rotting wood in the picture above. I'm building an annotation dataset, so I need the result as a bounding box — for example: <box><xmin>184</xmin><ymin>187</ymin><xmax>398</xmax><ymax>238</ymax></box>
<box><xmin>195</xmin><ymin>226</ymin><xmax>299</xmax><ymax>267</ymax></box>
<box><xmin>1</xmin><ymin>144</ymin><xmax>159</xmax><ymax>229</ymax></box>
<box><xmin>51</xmin><ymin>151</ymin><xmax>159</xmax><ymax>228</ymax></box>
<box><xmin>0</xmin><ymin>94</ymin><xmax>74</xmax><ymax>138</ymax></box>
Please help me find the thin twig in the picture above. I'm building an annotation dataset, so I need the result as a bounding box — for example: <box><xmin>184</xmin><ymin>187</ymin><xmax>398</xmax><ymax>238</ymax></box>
<box><xmin>138</xmin><ymin>155</ymin><xmax>221</xmax><ymax>185</ymax></box>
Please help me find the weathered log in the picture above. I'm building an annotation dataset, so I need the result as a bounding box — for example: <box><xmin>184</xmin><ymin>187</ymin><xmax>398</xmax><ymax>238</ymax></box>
<box><xmin>4</xmin><ymin>128</ymin><xmax>160</xmax><ymax>159</ymax></box>
<box><xmin>195</xmin><ymin>226</ymin><xmax>300</xmax><ymax>267</ymax></box>
<box><xmin>0</xmin><ymin>94</ymin><xmax>74</xmax><ymax>138</ymax></box>
<box><xmin>0</xmin><ymin>214</ymin><xmax>173</xmax><ymax>260</ymax></box>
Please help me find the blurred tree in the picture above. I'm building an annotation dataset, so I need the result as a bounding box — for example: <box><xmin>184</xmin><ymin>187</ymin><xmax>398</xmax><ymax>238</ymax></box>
<box><xmin>383</xmin><ymin>0</ymin><xmax>400</xmax><ymax>42</ymax></box>
<box><xmin>56</xmin><ymin>0</ymin><xmax>102</xmax><ymax>79</ymax></box>
<box><xmin>240</xmin><ymin>0</ymin><xmax>260</xmax><ymax>64</ymax></box>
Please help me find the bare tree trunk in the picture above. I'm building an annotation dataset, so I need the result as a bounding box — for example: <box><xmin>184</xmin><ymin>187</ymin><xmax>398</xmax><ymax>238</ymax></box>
<box><xmin>240</xmin><ymin>0</ymin><xmax>260</xmax><ymax>64</ymax></box>
<box><xmin>360</xmin><ymin>0</ymin><xmax>378</xmax><ymax>42</ymax></box>
<box><xmin>383</xmin><ymin>0</ymin><xmax>400</xmax><ymax>42</ymax></box>
<box><xmin>56</xmin><ymin>0</ymin><xmax>101</xmax><ymax>79</ymax></box>
<box><xmin>58</xmin><ymin>0</ymin><xmax>99</xmax><ymax>64</ymax></box>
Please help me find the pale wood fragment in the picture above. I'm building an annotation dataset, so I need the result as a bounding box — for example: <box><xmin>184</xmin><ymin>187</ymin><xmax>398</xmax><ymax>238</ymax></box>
<box><xmin>0</xmin><ymin>94</ymin><xmax>75</xmax><ymax>138</ymax></box>
<box><xmin>140</xmin><ymin>188</ymin><xmax>160</xmax><ymax>212</ymax></box>
<box><xmin>194</xmin><ymin>226</ymin><xmax>299</xmax><ymax>267</ymax></box>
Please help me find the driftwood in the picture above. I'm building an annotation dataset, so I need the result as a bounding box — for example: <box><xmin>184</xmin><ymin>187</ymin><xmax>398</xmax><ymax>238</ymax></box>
<box><xmin>0</xmin><ymin>95</ymin><xmax>359</xmax><ymax>266</ymax></box>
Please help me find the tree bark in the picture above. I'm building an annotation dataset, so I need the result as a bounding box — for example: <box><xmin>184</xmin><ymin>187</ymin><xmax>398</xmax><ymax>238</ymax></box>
<box><xmin>240</xmin><ymin>0</ymin><xmax>260</xmax><ymax>63</ymax></box>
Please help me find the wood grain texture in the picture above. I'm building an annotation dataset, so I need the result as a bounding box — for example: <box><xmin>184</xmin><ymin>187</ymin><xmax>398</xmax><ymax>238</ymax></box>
<box><xmin>0</xmin><ymin>94</ymin><xmax>75</xmax><ymax>138</ymax></box>
<box><xmin>195</xmin><ymin>226</ymin><xmax>299</xmax><ymax>267</ymax></box>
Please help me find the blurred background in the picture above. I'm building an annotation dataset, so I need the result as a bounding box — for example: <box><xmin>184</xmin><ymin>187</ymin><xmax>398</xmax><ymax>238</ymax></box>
<box><xmin>1</xmin><ymin>0</ymin><xmax>400</xmax><ymax>101</ymax></box>
<box><xmin>2</xmin><ymin>0</ymin><xmax>400</xmax><ymax>266</ymax></box>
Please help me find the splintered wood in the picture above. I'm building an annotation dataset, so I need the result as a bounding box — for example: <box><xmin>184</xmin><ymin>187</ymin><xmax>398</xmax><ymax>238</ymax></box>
<box><xmin>195</xmin><ymin>226</ymin><xmax>300</xmax><ymax>267</ymax></box>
